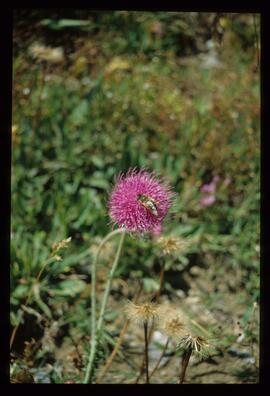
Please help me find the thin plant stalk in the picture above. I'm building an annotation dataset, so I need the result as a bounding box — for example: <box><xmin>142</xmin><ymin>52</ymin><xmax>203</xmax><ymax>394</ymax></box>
<box><xmin>96</xmin><ymin>319</ymin><xmax>130</xmax><ymax>383</ymax></box>
<box><xmin>89</xmin><ymin>228</ymin><xmax>124</xmax><ymax>381</ymax></box>
<box><xmin>190</xmin><ymin>319</ymin><xmax>211</xmax><ymax>337</ymax></box>
<box><xmin>31</xmin><ymin>63</ymin><xmax>47</xmax><ymax>139</ymax></box>
<box><xmin>96</xmin><ymin>283</ymin><xmax>143</xmax><ymax>383</ymax></box>
<box><xmin>144</xmin><ymin>321</ymin><xmax>149</xmax><ymax>384</ymax></box>
<box><xmin>179</xmin><ymin>347</ymin><xmax>192</xmax><ymax>384</ymax></box>
<box><xmin>149</xmin><ymin>337</ymin><xmax>170</xmax><ymax>379</ymax></box>
<box><xmin>96</xmin><ymin>230</ymin><xmax>126</xmax><ymax>331</ymax></box>
<box><xmin>84</xmin><ymin>228</ymin><xmax>126</xmax><ymax>384</ymax></box>
<box><xmin>253</xmin><ymin>14</ymin><xmax>260</xmax><ymax>70</ymax></box>
<box><xmin>135</xmin><ymin>259</ymin><xmax>165</xmax><ymax>383</ymax></box>
<box><xmin>10</xmin><ymin>256</ymin><xmax>55</xmax><ymax>349</ymax></box>
<box><xmin>155</xmin><ymin>259</ymin><xmax>166</xmax><ymax>301</ymax></box>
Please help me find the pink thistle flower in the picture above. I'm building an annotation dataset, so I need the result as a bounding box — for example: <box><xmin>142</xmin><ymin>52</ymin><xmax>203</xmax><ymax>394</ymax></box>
<box><xmin>200</xmin><ymin>182</ymin><xmax>216</xmax><ymax>194</ymax></box>
<box><xmin>200</xmin><ymin>175</ymin><xmax>220</xmax><ymax>194</ymax></box>
<box><xmin>199</xmin><ymin>195</ymin><xmax>216</xmax><ymax>207</ymax></box>
<box><xmin>108</xmin><ymin>168</ymin><xmax>174</xmax><ymax>234</ymax></box>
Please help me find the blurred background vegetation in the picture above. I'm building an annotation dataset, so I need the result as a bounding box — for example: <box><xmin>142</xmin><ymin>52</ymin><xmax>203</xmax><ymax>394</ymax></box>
<box><xmin>11</xmin><ymin>10</ymin><xmax>260</xmax><ymax>383</ymax></box>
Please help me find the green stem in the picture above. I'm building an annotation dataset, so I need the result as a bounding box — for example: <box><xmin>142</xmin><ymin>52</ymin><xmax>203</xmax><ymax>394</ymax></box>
<box><xmin>84</xmin><ymin>228</ymin><xmax>126</xmax><ymax>384</ymax></box>
<box><xmin>96</xmin><ymin>230</ymin><xmax>126</xmax><ymax>332</ymax></box>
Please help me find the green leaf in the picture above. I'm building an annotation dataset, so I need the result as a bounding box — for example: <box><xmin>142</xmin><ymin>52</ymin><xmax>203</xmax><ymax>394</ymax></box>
<box><xmin>88</xmin><ymin>178</ymin><xmax>109</xmax><ymax>190</ymax></box>
<box><xmin>34</xmin><ymin>296</ymin><xmax>52</xmax><ymax>319</ymax></box>
<box><xmin>12</xmin><ymin>284</ymin><xmax>29</xmax><ymax>300</ymax></box>
<box><xmin>50</xmin><ymin>279</ymin><xmax>87</xmax><ymax>297</ymax></box>
<box><xmin>142</xmin><ymin>277</ymin><xmax>159</xmax><ymax>293</ymax></box>
<box><xmin>69</xmin><ymin>100</ymin><xmax>89</xmax><ymax>126</ymax></box>
<box><xmin>40</xmin><ymin>19</ymin><xmax>93</xmax><ymax>30</ymax></box>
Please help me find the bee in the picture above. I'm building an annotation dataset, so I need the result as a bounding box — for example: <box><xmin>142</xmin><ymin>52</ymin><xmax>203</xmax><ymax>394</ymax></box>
<box><xmin>137</xmin><ymin>194</ymin><xmax>159</xmax><ymax>216</ymax></box>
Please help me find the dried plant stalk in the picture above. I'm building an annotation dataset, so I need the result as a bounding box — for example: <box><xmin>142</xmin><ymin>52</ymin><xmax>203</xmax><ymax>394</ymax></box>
<box><xmin>96</xmin><ymin>284</ymin><xmax>143</xmax><ymax>383</ymax></box>
<box><xmin>144</xmin><ymin>321</ymin><xmax>149</xmax><ymax>384</ymax></box>
<box><xmin>149</xmin><ymin>337</ymin><xmax>170</xmax><ymax>380</ymax></box>
<box><xmin>179</xmin><ymin>347</ymin><xmax>192</xmax><ymax>384</ymax></box>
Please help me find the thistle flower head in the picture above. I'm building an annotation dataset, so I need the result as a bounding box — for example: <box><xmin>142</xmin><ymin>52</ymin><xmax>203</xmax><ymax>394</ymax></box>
<box><xmin>108</xmin><ymin>168</ymin><xmax>174</xmax><ymax>234</ymax></box>
<box><xmin>177</xmin><ymin>334</ymin><xmax>212</xmax><ymax>359</ymax></box>
<box><xmin>124</xmin><ymin>300</ymin><xmax>160</xmax><ymax>327</ymax></box>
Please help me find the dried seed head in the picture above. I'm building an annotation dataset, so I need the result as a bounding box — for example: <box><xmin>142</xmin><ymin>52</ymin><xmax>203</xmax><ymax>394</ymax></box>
<box><xmin>156</xmin><ymin>236</ymin><xmax>189</xmax><ymax>256</ymax></box>
<box><xmin>158</xmin><ymin>307</ymin><xmax>187</xmax><ymax>339</ymax></box>
<box><xmin>51</xmin><ymin>237</ymin><xmax>72</xmax><ymax>256</ymax></box>
<box><xmin>162</xmin><ymin>316</ymin><xmax>186</xmax><ymax>339</ymax></box>
<box><xmin>54</xmin><ymin>255</ymin><xmax>62</xmax><ymax>262</ymax></box>
<box><xmin>177</xmin><ymin>334</ymin><xmax>212</xmax><ymax>359</ymax></box>
<box><xmin>124</xmin><ymin>301</ymin><xmax>159</xmax><ymax>327</ymax></box>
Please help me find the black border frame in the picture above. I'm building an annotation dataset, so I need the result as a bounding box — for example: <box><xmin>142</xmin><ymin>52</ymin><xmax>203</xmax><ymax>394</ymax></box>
<box><xmin>1</xmin><ymin>1</ymin><xmax>269</xmax><ymax>391</ymax></box>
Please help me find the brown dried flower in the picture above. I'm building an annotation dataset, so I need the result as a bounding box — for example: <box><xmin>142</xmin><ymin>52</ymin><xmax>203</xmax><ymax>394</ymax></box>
<box><xmin>162</xmin><ymin>316</ymin><xmax>186</xmax><ymax>339</ymax></box>
<box><xmin>51</xmin><ymin>237</ymin><xmax>72</xmax><ymax>260</ymax></box>
<box><xmin>156</xmin><ymin>236</ymin><xmax>189</xmax><ymax>256</ymax></box>
<box><xmin>124</xmin><ymin>301</ymin><xmax>160</xmax><ymax>327</ymax></box>
<box><xmin>177</xmin><ymin>334</ymin><xmax>212</xmax><ymax>358</ymax></box>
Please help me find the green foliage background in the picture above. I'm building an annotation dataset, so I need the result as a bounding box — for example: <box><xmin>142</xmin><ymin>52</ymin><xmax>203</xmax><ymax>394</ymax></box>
<box><xmin>11</xmin><ymin>11</ymin><xmax>260</xmax><ymax>383</ymax></box>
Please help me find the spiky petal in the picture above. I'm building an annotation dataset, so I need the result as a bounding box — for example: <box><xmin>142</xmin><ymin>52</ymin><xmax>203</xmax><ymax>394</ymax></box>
<box><xmin>108</xmin><ymin>168</ymin><xmax>174</xmax><ymax>233</ymax></box>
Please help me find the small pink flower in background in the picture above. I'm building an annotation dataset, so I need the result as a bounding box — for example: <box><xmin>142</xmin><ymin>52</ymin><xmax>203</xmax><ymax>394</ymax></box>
<box><xmin>199</xmin><ymin>195</ymin><xmax>216</xmax><ymax>207</ymax></box>
<box><xmin>200</xmin><ymin>175</ymin><xmax>220</xmax><ymax>194</ymax></box>
<box><xmin>108</xmin><ymin>168</ymin><xmax>174</xmax><ymax>233</ymax></box>
<box><xmin>199</xmin><ymin>175</ymin><xmax>220</xmax><ymax>207</ymax></box>
<box><xmin>200</xmin><ymin>182</ymin><xmax>216</xmax><ymax>194</ymax></box>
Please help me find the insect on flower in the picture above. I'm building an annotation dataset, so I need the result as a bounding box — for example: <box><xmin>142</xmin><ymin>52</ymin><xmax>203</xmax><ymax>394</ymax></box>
<box><xmin>137</xmin><ymin>194</ymin><xmax>159</xmax><ymax>217</ymax></box>
<box><xmin>108</xmin><ymin>168</ymin><xmax>175</xmax><ymax>233</ymax></box>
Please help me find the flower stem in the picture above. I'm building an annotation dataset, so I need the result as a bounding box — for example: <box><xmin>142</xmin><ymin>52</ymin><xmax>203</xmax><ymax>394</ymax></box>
<box><xmin>96</xmin><ymin>283</ymin><xmax>143</xmax><ymax>383</ymax></box>
<box><xmin>144</xmin><ymin>321</ymin><xmax>149</xmax><ymax>384</ymax></box>
<box><xmin>84</xmin><ymin>228</ymin><xmax>126</xmax><ymax>384</ymax></box>
<box><xmin>96</xmin><ymin>230</ymin><xmax>126</xmax><ymax>332</ymax></box>
<box><xmin>179</xmin><ymin>347</ymin><xmax>192</xmax><ymax>384</ymax></box>
<box><xmin>10</xmin><ymin>256</ymin><xmax>55</xmax><ymax>350</ymax></box>
<box><xmin>135</xmin><ymin>259</ymin><xmax>165</xmax><ymax>383</ymax></box>
<box><xmin>155</xmin><ymin>258</ymin><xmax>165</xmax><ymax>301</ymax></box>
<box><xmin>149</xmin><ymin>337</ymin><xmax>170</xmax><ymax>379</ymax></box>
